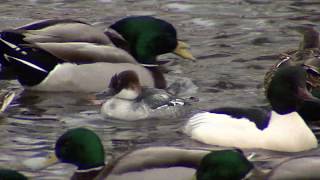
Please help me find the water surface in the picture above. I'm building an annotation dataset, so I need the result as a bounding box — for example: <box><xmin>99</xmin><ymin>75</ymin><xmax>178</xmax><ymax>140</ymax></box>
<box><xmin>0</xmin><ymin>0</ymin><xmax>320</xmax><ymax>179</ymax></box>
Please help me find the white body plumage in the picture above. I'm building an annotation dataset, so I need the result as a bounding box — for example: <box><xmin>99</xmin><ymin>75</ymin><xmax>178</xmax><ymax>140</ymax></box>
<box><xmin>184</xmin><ymin>111</ymin><xmax>317</xmax><ymax>152</ymax></box>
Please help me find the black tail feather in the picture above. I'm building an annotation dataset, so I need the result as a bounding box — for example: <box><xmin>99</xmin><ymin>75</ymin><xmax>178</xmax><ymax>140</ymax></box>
<box><xmin>0</xmin><ymin>30</ymin><xmax>62</xmax><ymax>86</ymax></box>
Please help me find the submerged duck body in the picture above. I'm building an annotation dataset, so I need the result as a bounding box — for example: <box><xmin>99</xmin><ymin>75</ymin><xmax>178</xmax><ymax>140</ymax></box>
<box><xmin>268</xmin><ymin>155</ymin><xmax>320</xmax><ymax>179</ymax></box>
<box><xmin>100</xmin><ymin>148</ymin><xmax>254</xmax><ymax>180</ymax></box>
<box><xmin>184</xmin><ymin>66</ymin><xmax>319</xmax><ymax>152</ymax></box>
<box><xmin>0</xmin><ymin>17</ymin><xmax>194</xmax><ymax>92</ymax></box>
<box><xmin>23</xmin><ymin>128</ymin><xmax>255</xmax><ymax>180</ymax></box>
<box><xmin>101</xmin><ymin>70</ymin><xmax>184</xmax><ymax>120</ymax></box>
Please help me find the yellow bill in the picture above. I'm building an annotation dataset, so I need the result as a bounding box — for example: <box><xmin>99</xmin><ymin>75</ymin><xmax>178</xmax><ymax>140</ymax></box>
<box><xmin>22</xmin><ymin>152</ymin><xmax>59</xmax><ymax>171</ymax></box>
<box><xmin>173</xmin><ymin>41</ymin><xmax>196</xmax><ymax>61</ymax></box>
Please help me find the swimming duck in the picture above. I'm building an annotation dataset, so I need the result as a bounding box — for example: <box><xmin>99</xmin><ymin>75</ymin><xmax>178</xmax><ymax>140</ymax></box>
<box><xmin>22</xmin><ymin>127</ymin><xmax>257</xmax><ymax>180</ymax></box>
<box><xmin>101</xmin><ymin>148</ymin><xmax>256</xmax><ymax>180</ymax></box>
<box><xmin>101</xmin><ymin>70</ymin><xmax>185</xmax><ymax>120</ymax></box>
<box><xmin>0</xmin><ymin>169</ymin><xmax>27</xmax><ymax>180</ymax></box>
<box><xmin>0</xmin><ymin>16</ymin><xmax>194</xmax><ymax>92</ymax></box>
<box><xmin>184</xmin><ymin>66</ymin><xmax>319</xmax><ymax>152</ymax></box>
<box><xmin>264</xmin><ymin>25</ymin><xmax>320</xmax><ymax>97</ymax></box>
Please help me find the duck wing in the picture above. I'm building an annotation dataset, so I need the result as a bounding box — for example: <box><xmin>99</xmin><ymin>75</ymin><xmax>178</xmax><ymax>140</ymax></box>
<box><xmin>14</xmin><ymin>19</ymin><xmax>111</xmax><ymax>44</ymax></box>
<box><xmin>209</xmin><ymin>107</ymin><xmax>271</xmax><ymax>130</ymax></box>
<box><xmin>32</xmin><ymin>42</ymin><xmax>138</xmax><ymax>64</ymax></box>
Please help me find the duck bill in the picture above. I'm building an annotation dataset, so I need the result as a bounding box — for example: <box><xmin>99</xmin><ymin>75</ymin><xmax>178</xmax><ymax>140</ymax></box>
<box><xmin>22</xmin><ymin>152</ymin><xmax>59</xmax><ymax>171</ymax></box>
<box><xmin>173</xmin><ymin>41</ymin><xmax>196</xmax><ymax>61</ymax></box>
<box><xmin>297</xmin><ymin>87</ymin><xmax>320</xmax><ymax>103</ymax></box>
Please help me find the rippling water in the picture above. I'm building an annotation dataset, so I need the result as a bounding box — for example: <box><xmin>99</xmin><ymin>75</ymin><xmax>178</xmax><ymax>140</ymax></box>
<box><xmin>1</xmin><ymin>0</ymin><xmax>320</xmax><ymax>179</ymax></box>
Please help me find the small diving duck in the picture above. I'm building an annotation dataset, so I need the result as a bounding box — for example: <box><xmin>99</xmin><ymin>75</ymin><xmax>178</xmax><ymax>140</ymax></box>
<box><xmin>0</xmin><ymin>16</ymin><xmax>194</xmax><ymax>92</ymax></box>
<box><xmin>0</xmin><ymin>169</ymin><xmax>27</xmax><ymax>180</ymax></box>
<box><xmin>23</xmin><ymin>127</ymin><xmax>258</xmax><ymax>180</ymax></box>
<box><xmin>264</xmin><ymin>25</ymin><xmax>320</xmax><ymax>97</ymax></box>
<box><xmin>184</xmin><ymin>66</ymin><xmax>319</xmax><ymax>152</ymax></box>
<box><xmin>101</xmin><ymin>70</ymin><xmax>185</xmax><ymax>120</ymax></box>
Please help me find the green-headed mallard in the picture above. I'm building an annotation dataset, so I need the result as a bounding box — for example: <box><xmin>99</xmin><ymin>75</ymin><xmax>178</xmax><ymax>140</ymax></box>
<box><xmin>0</xmin><ymin>16</ymin><xmax>194</xmax><ymax>92</ymax></box>
<box><xmin>184</xmin><ymin>66</ymin><xmax>319</xmax><ymax>152</ymax></box>
<box><xmin>264</xmin><ymin>25</ymin><xmax>320</xmax><ymax>96</ymax></box>
<box><xmin>22</xmin><ymin>128</ymin><xmax>259</xmax><ymax>180</ymax></box>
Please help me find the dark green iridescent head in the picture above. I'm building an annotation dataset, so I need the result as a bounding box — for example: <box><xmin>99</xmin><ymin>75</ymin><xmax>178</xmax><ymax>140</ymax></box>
<box><xmin>196</xmin><ymin>150</ymin><xmax>253</xmax><ymax>180</ymax></box>
<box><xmin>267</xmin><ymin>66</ymin><xmax>314</xmax><ymax>114</ymax></box>
<box><xmin>55</xmin><ymin>128</ymin><xmax>105</xmax><ymax>170</ymax></box>
<box><xmin>109</xmin><ymin>16</ymin><xmax>178</xmax><ymax>64</ymax></box>
<box><xmin>0</xmin><ymin>169</ymin><xmax>27</xmax><ymax>180</ymax></box>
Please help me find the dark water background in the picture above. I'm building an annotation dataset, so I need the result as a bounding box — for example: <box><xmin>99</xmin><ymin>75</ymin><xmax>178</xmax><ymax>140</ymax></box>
<box><xmin>0</xmin><ymin>0</ymin><xmax>320</xmax><ymax>179</ymax></box>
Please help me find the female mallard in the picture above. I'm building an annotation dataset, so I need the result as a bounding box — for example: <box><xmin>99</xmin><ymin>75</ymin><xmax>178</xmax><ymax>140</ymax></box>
<box><xmin>23</xmin><ymin>128</ymin><xmax>257</xmax><ymax>180</ymax></box>
<box><xmin>101</xmin><ymin>70</ymin><xmax>185</xmax><ymax>120</ymax></box>
<box><xmin>184</xmin><ymin>66</ymin><xmax>319</xmax><ymax>152</ymax></box>
<box><xmin>264</xmin><ymin>25</ymin><xmax>320</xmax><ymax>96</ymax></box>
<box><xmin>0</xmin><ymin>16</ymin><xmax>194</xmax><ymax>92</ymax></box>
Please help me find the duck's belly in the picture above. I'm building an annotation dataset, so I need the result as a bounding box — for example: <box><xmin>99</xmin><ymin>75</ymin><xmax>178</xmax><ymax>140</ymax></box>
<box><xmin>106</xmin><ymin>167</ymin><xmax>195</xmax><ymax>180</ymax></box>
<box><xmin>28</xmin><ymin>62</ymin><xmax>155</xmax><ymax>92</ymax></box>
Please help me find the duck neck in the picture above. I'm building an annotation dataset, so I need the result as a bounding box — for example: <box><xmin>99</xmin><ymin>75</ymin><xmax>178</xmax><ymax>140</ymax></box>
<box><xmin>300</xmin><ymin>28</ymin><xmax>319</xmax><ymax>50</ymax></box>
<box><xmin>145</xmin><ymin>66</ymin><xmax>166</xmax><ymax>89</ymax></box>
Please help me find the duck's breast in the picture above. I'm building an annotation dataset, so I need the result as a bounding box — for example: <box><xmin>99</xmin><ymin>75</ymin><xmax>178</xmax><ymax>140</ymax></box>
<box><xmin>261</xmin><ymin>111</ymin><xmax>317</xmax><ymax>152</ymax></box>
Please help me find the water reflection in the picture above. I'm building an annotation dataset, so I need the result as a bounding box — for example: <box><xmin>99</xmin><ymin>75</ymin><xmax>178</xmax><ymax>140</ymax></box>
<box><xmin>0</xmin><ymin>0</ymin><xmax>319</xmax><ymax>179</ymax></box>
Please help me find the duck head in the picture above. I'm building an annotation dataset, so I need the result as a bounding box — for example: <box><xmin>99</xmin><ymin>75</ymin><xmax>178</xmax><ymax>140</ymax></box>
<box><xmin>195</xmin><ymin>150</ymin><xmax>254</xmax><ymax>180</ymax></box>
<box><xmin>23</xmin><ymin>128</ymin><xmax>105</xmax><ymax>171</ymax></box>
<box><xmin>106</xmin><ymin>16</ymin><xmax>195</xmax><ymax>65</ymax></box>
<box><xmin>293</xmin><ymin>25</ymin><xmax>319</xmax><ymax>50</ymax></box>
<box><xmin>267</xmin><ymin>66</ymin><xmax>320</xmax><ymax>115</ymax></box>
<box><xmin>109</xmin><ymin>70</ymin><xmax>142</xmax><ymax>100</ymax></box>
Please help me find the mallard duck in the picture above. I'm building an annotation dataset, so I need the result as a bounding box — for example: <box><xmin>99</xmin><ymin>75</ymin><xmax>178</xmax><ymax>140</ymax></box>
<box><xmin>101</xmin><ymin>70</ymin><xmax>184</xmax><ymax>120</ymax></box>
<box><xmin>22</xmin><ymin>128</ymin><xmax>259</xmax><ymax>180</ymax></box>
<box><xmin>100</xmin><ymin>148</ymin><xmax>256</xmax><ymax>180</ymax></box>
<box><xmin>0</xmin><ymin>16</ymin><xmax>194</xmax><ymax>92</ymax></box>
<box><xmin>184</xmin><ymin>66</ymin><xmax>319</xmax><ymax>152</ymax></box>
<box><xmin>264</xmin><ymin>25</ymin><xmax>320</xmax><ymax>96</ymax></box>
<box><xmin>0</xmin><ymin>169</ymin><xmax>27</xmax><ymax>180</ymax></box>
